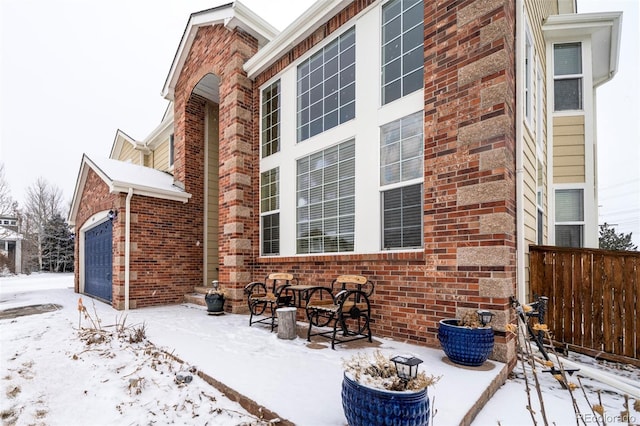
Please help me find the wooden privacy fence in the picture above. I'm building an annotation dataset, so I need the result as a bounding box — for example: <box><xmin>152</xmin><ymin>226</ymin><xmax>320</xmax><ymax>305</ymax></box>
<box><xmin>530</xmin><ymin>245</ymin><xmax>639</xmax><ymax>363</ymax></box>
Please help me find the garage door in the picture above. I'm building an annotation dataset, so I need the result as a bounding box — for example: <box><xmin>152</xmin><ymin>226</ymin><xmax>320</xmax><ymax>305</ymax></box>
<box><xmin>84</xmin><ymin>220</ymin><xmax>113</xmax><ymax>302</ymax></box>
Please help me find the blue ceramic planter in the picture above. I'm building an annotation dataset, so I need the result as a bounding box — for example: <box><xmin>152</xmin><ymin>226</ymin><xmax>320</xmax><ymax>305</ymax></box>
<box><xmin>342</xmin><ymin>373</ymin><xmax>430</xmax><ymax>426</ymax></box>
<box><xmin>438</xmin><ymin>319</ymin><xmax>494</xmax><ymax>367</ymax></box>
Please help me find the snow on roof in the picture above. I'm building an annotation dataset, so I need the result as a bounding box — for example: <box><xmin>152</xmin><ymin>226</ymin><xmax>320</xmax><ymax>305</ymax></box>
<box><xmin>68</xmin><ymin>154</ymin><xmax>191</xmax><ymax>225</ymax></box>
<box><xmin>0</xmin><ymin>227</ymin><xmax>22</xmax><ymax>241</ymax></box>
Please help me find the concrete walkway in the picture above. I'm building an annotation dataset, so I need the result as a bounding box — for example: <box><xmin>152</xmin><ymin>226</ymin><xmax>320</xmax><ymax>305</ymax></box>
<box><xmin>125</xmin><ymin>302</ymin><xmax>507</xmax><ymax>426</ymax></box>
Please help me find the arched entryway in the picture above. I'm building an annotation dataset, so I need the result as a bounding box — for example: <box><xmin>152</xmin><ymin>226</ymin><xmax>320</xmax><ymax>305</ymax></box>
<box><xmin>192</xmin><ymin>73</ymin><xmax>220</xmax><ymax>286</ymax></box>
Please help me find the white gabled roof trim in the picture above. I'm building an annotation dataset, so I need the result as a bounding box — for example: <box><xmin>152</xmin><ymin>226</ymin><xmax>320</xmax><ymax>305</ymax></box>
<box><xmin>244</xmin><ymin>0</ymin><xmax>351</xmax><ymax>79</ymax></box>
<box><xmin>109</xmin><ymin>129</ymin><xmax>148</xmax><ymax>159</ymax></box>
<box><xmin>543</xmin><ymin>11</ymin><xmax>622</xmax><ymax>87</ymax></box>
<box><xmin>161</xmin><ymin>1</ymin><xmax>279</xmax><ymax>101</ymax></box>
<box><xmin>68</xmin><ymin>155</ymin><xmax>192</xmax><ymax>226</ymax></box>
<box><xmin>143</xmin><ymin>107</ymin><xmax>174</xmax><ymax>151</ymax></box>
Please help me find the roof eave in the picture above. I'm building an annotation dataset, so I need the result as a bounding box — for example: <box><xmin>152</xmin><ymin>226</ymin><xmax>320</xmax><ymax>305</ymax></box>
<box><xmin>161</xmin><ymin>1</ymin><xmax>279</xmax><ymax>101</ymax></box>
<box><xmin>244</xmin><ymin>0</ymin><xmax>351</xmax><ymax>79</ymax></box>
<box><xmin>110</xmin><ymin>181</ymin><xmax>192</xmax><ymax>203</ymax></box>
<box><xmin>543</xmin><ymin>11</ymin><xmax>622</xmax><ymax>87</ymax></box>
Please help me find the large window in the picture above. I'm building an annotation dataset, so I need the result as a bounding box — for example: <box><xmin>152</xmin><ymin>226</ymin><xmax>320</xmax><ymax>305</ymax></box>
<box><xmin>380</xmin><ymin>111</ymin><xmax>423</xmax><ymax>249</ymax></box>
<box><xmin>381</xmin><ymin>0</ymin><xmax>424</xmax><ymax>105</ymax></box>
<box><xmin>554</xmin><ymin>43</ymin><xmax>582</xmax><ymax>111</ymax></box>
<box><xmin>555</xmin><ymin>188</ymin><xmax>584</xmax><ymax>247</ymax></box>
<box><xmin>296</xmin><ymin>27</ymin><xmax>356</xmax><ymax>142</ymax></box>
<box><xmin>262</xmin><ymin>80</ymin><xmax>280</xmax><ymax>158</ymax></box>
<box><xmin>261</xmin><ymin>168</ymin><xmax>280</xmax><ymax>255</ymax></box>
<box><xmin>296</xmin><ymin>141</ymin><xmax>355</xmax><ymax>253</ymax></box>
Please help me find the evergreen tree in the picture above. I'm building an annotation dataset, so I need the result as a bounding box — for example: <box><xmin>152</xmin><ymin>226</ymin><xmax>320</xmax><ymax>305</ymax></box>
<box><xmin>41</xmin><ymin>213</ymin><xmax>74</xmax><ymax>272</ymax></box>
<box><xmin>598</xmin><ymin>222</ymin><xmax>638</xmax><ymax>251</ymax></box>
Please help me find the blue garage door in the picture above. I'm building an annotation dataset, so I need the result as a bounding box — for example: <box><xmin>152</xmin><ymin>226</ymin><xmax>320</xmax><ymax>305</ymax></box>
<box><xmin>84</xmin><ymin>220</ymin><xmax>113</xmax><ymax>302</ymax></box>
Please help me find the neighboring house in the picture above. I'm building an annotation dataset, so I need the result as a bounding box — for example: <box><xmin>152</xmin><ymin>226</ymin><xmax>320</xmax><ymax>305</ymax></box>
<box><xmin>68</xmin><ymin>0</ymin><xmax>621</xmax><ymax>364</ymax></box>
<box><xmin>0</xmin><ymin>216</ymin><xmax>22</xmax><ymax>274</ymax></box>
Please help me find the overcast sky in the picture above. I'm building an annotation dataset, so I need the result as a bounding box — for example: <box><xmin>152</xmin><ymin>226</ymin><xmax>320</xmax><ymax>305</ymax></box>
<box><xmin>1</xmin><ymin>0</ymin><xmax>638</xmax><ymax>244</ymax></box>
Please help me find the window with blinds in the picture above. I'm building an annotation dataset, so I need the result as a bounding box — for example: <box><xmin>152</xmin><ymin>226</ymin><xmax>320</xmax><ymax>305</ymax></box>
<box><xmin>261</xmin><ymin>168</ymin><xmax>280</xmax><ymax>255</ymax></box>
<box><xmin>296</xmin><ymin>140</ymin><xmax>355</xmax><ymax>253</ymax></box>
<box><xmin>380</xmin><ymin>111</ymin><xmax>423</xmax><ymax>249</ymax></box>
<box><xmin>553</xmin><ymin>43</ymin><xmax>583</xmax><ymax>111</ymax></box>
<box><xmin>555</xmin><ymin>188</ymin><xmax>584</xmax><ymax>247</ymax></box>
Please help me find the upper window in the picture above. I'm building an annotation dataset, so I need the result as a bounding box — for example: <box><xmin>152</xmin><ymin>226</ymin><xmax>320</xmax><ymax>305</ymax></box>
<box><xmin>553</xmin><ymin>43</ymin><xmax>583</xmax><ymax>111</ymax></box>
<box><xmin>261</xmin><ymin>168</ymin><xmax>280</xmax><ymax>255</ymax></box>
<box><xmin>536</xmin><ymin>60</ymin><xmax>544</xmax><ymax>150</ymax></box>
<box><xmin>555</xmin><ymin>188</ymin><xmax>584</xmax><ymax>247</ymax></box>
<box><xmin>296</xmin><ymin>27</ymin><xmax>356</xmax><ymax>142</ymax></box>
<box><xmin>524</xmin><ymin>20</ymin><xmax>534</xmax><ymax>125</ymax></box>
<box><xmin>296</xmin><ymin>140</ymin><xmax>355</xmax><ymax>253</ymax></box>
<box><xmin>169</xmin><ymin>134</ymin><xmax>174</xmax><ymax>167</ymax></box>
<box><xmin>381</xmin><ymin>0</ymin><xmax>424</xmax><ymax>105</ymax></box>
<box><xmin>262</xmin><ymin>80</ymin><xmax>281</xmax><ymax>158</ymax></box>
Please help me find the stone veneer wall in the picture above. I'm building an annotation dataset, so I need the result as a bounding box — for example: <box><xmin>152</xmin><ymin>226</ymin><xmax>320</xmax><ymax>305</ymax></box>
<box><xmin>249</xmin><ymin>0</ymin><xmax>518</xmax><ymax>363</ymax></box>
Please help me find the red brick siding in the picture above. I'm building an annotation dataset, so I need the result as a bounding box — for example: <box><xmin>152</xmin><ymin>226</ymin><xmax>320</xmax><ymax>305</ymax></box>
<box><xmin>247</xmin><ymin>0</ymin><xmax>518</xmax><ymax>356</ymax></box>
<box><xmin>173</xmin><ymin>25</ymin><xmax>259</xmax><ymax>295</ymax></box>
<box><xmin>73</xmin><ymin>168</ymin><xmax>202</xmax><ymax>309</ymax></box>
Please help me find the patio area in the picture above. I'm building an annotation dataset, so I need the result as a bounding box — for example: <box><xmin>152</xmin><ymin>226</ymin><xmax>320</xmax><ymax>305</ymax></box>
<box><xmin>125</xmin><ymin>302</ymin><xmax>508</xmax><ymax>425</ymax></box>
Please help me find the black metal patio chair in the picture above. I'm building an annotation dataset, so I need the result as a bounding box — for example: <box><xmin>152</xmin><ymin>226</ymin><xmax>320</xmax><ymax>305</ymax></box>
<box><xmin>305</xmin><ymin>275</ymin><xmax>374</xmax><ymax>349</ymax></box>
<box><xmin>244</xmin><ymin>273</ymin><xmax>297</xmax><ymax>332</ymax></box>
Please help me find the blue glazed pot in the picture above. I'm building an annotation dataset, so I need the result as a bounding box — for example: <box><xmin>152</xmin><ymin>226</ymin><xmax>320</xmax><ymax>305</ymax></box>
<box><xmin>341</xmin><ymin>373</ymin><xmax>430</xmax><ymax>426</ymax></box>
<box><xmin>438</xmin><ymin>319</ymin><xmax>494</xmax><ymax>367</ymax></box>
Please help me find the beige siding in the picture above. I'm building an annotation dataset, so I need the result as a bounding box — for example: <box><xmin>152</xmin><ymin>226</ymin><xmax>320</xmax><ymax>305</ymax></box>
<box><xmin>553</xmin><ymin>115</ymin><xmax>585</xmax><ymax>183</ymax></box>
<box><xmin>206</xmin><ymin>104</ymin><xmax>220</xmax><ymax>284</ymax></box>
<box><xmin>118</xmin><ymin>143</ymin><xmax>141</xmax><ymax>165</ymax></box>
<box><xmin>153</xmin><ymin>141</ymin><xmax>171</xmax><ymax>171</ymax></box>
<box><xmin>523</xmin><ymin>0</ymin><xmax>556</xmax><ymax>294</ymax></box>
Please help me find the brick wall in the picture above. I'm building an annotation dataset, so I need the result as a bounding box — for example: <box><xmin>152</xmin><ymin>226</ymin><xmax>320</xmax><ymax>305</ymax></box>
<box><xmin>173</xmin><ymin>25</ymin><xmax>259</xmax><ymax>303</ymax></box>
<box><xmin>248</xmin><ymin>0</ymin><xmax>517</xmax><ymax>362</ymax></box>
<box><xmin>73</xmin><ymin>168</ymin><xmax>202</xmax><ymax>309</ymax></box>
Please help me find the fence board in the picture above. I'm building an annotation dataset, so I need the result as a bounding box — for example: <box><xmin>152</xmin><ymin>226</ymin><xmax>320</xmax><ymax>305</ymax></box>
<box><xmin>623</xmin><ymin>257</ymin><xmax>635</xmax><ymax>357</ymax></box>
<box><xmin>530</xmin><ymin>245</ymin><xmax>640</xmax><ymax>362</ymax></box>
<box><xmin>582</xmin><ymin>253</ymin><xmax>593</xmax><ymax>349</ymax></box>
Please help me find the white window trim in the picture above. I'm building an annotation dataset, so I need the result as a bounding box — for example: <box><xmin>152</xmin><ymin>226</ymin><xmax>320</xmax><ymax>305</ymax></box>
<box><xmin>550</xmin><ymin>183</ymin><xmax>587</xmax><ymax>246</ymax></box>
<box><xmin>551</xmin><ymin>41</ymin><xmax>585</xmax><ymax>113</ymax></box>
<box><xmin>257</xmin><ymin>3</ymin><xmax>424</xmax><ymax>258</ymax></box>
<box><xmin>535</xmin><ymin>58</ymin><xmax>544</xmax><ymax>156</ymax></box>
<box><xmin>524</xmin><ymin>16</ymin><xmax>534</xmax><ymax>130</ymax></box>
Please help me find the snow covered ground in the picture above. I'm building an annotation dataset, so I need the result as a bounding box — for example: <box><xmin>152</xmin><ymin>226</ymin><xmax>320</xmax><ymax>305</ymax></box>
<box><xmin>1</xmin><ymin>273</ymin><xmax>638</xmax><ymax>425</ymax></box>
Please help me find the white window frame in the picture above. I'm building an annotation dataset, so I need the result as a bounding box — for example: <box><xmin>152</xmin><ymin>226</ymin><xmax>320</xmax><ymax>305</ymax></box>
<box><xmin>260</xmin><ymin>167</ymin><xmax>280</xmax><ymax>256</ymax></box>
<box><xmin>261</xmin><ymin>80</ymin><xmax>281</xmax><ymax>158</ymax></box>
<box><xmin>523</xmin><ymin>16</ymin><xmax>534</xmax><ymax>129</ymax></box>
<box><xmin>553</xmin><ymin>185</ymin><xmax>586</xmax><ymax>247</ymax></box>
<box><xmin>552</xmin><ymin>42</ymin><xmax>583</xmax><ymax>112</ymax></box>
<box><xmin>536</xmin><ymin>59</ymin><xmax>544</xmax><ymax>152</ymax></box>
<box><xmin>379</xmin><ymin>111</ymin><xmax>424</xmax><ymax>250</ymax></box>
<box><xmin>381</xmin><ymin>0</ymin><xmax>424</xmax><ymax>106</ymax></box>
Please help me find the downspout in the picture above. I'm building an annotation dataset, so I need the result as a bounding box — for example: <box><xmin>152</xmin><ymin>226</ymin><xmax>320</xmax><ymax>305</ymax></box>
<box><xmin>515</xmin><ymin>0</ymin><xmax>526</xmax><ymax>302</ymax></box>
<box><xmin>125</xmin><ymin>188</ymin><xmax>134</xmax><ymax>310</ymax></box>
